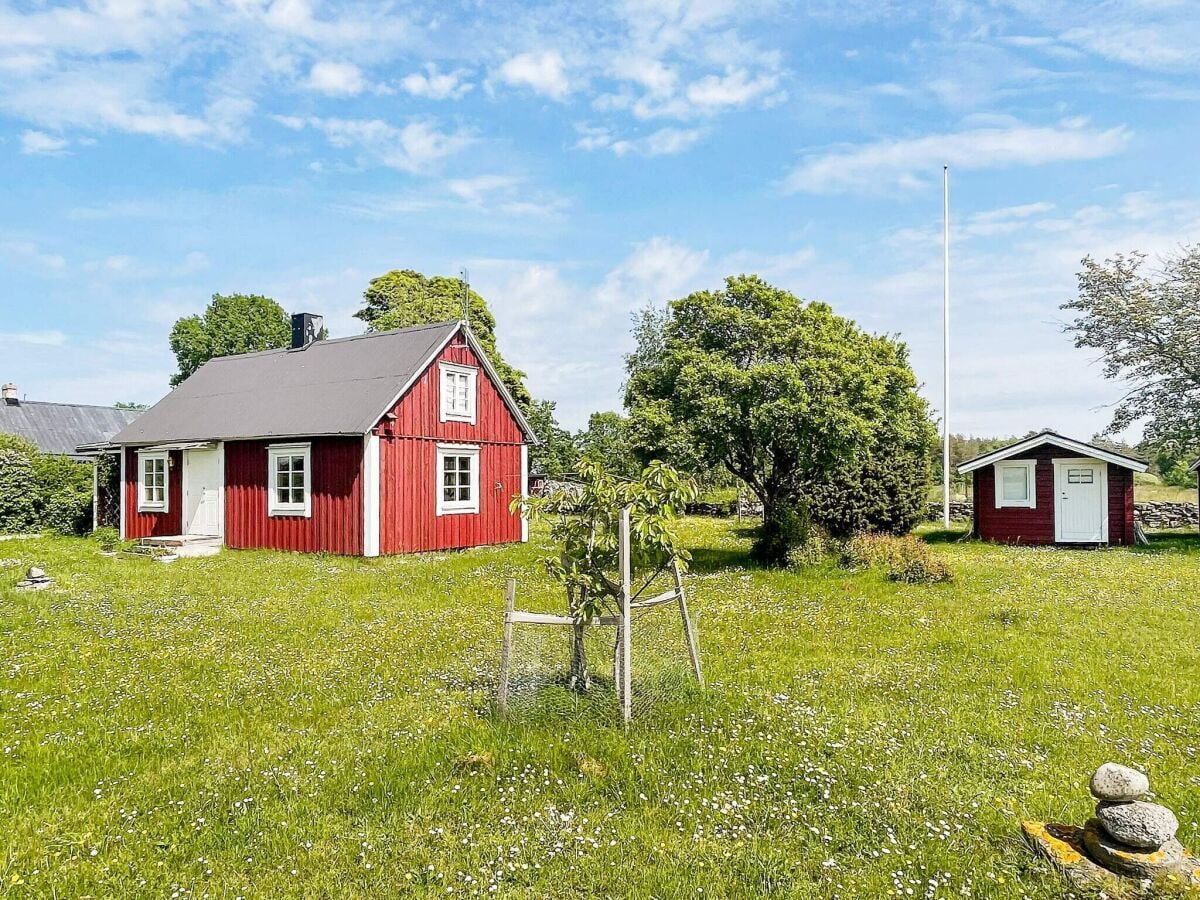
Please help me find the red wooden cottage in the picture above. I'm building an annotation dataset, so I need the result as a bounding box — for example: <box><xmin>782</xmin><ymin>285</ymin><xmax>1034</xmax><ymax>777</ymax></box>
<box><xmin>957</xmin><ymin>431</ymin><xmax>1147</xmax><ymax>546</ymax></box>
<box><xmin>108</xmin><ymin>318</ymin><xmax>536</xmax><ymax>556</ymax></box>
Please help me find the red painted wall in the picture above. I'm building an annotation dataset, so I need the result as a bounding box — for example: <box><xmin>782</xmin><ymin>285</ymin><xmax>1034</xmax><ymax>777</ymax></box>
<box><xmin>378</xmin><ymin>337</ymin><xmax>525</xmax><ymax>553</ymax></box>
<box><xmin>123</xmin><ymin>448</ymin><xmax>183</xmax><ymax>538</ymax></box>
<box><xmin>972</xmin><ymin>444</ymin><xmax>1134</xmax><ymax>545</ymax></box>
<box><xmin>224</xmin><ymin>438</ymin><xmax>364</xmax><ymax>555</ymax></box>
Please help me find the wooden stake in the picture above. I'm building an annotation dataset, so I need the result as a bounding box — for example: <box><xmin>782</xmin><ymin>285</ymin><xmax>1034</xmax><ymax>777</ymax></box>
<box><xmin>620</xmin><ymin>506</ymin><xmax>632</xmax><ymax>726</ymax></box>
<box><xmin>672</xmin><ymin>558</ymin><xmax>703</xmax><ymax>687</ymax></box>
<box><xmin>498</xmin><ymin>578</ymin><xmax>515</xmax><ymax>714</ymax></box>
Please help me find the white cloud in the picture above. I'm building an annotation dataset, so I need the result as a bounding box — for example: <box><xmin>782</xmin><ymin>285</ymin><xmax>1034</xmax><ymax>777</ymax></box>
<box><xmin>784</xmin><ymin>120</ymin><xmax>1133</xmax><ymax>194</ymax></box>
<box><xmin>446</xmin><ymin>175</ymin><xmax>523</xmax><ymax>205</ymax></box>
<box><xmin>306</xmin><ymin>61</ymin><xmax>365</xmax><ymax>96</ymax></box>
<box><xmin>2</xmin><ymin>241</ymin><xmax>66</xmax><ymax>270</ymax></box>
<box><xmin>494</xmin><ymin>50</ymin><xmax>570</xmax><ymax>100</ymax></box>
<box><xmin>575</xmin><ymin>124</ymin><xmax>706</xmax><ymax>156</ymax></box>
<box><xmin>19</xmin><ymin>130</ymin><xmax>69</xmax><ymax>155</ymax></box>
<box><xmin>595</xmin><ymin>236</ymin><xmax>710</xmax><ymax>308</ymax></box>
<box><xmin>276</xmin><ymin>115</ymin><xmax>472</xmax><ymax>173</ymax></box>
<box><xmin>400</xmin><ymin>64</ymin><xmax>473</xmax><ymax>100</ymax></box>
<box><xmin>0</xmin><ymin>330</ymin><xmax>67</xmax><ymax>347</ymax></box>
<box><xmin>685</xmin><ymin>68</ymin><xmax>782</xmax><ymax>111</ymax></box>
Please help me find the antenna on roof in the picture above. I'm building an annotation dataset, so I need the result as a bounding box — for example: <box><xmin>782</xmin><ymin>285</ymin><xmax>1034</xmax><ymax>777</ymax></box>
<box><xmin>459</xmin><ymin>268</ymin><xmax>470</xmax><ymax>326</ymax></box>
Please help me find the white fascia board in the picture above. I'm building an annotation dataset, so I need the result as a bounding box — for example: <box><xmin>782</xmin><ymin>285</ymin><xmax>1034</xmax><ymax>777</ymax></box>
<box><xmin>958</xmin><ymin>433</ymin><xmax>1148</xmax><ymax>474</ymax></box>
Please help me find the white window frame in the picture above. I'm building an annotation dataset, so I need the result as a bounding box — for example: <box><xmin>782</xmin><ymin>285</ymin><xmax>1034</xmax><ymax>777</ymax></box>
<box><xmin>267</xmin><ymin>443</ymin><xmax>312</xmax><ymax>518</ymax></box>
<box><xmin>994</xmin><ymin>459</ymin><xmax>1037</xmax><ymax>509</ymax></box>
<box><xmin>137</xmin><ymin>450</ymin><xmax>169</xmax><ymax>513</ymax></box>
<box><xmin>439</xmin><ymin>362</ymin><xmax>477</xmax><ymax>424</ymax></box>
<box><xmin>436</xmin><ymin>444</ymin><xmax>479</xmax><ymax>515</ymax></box>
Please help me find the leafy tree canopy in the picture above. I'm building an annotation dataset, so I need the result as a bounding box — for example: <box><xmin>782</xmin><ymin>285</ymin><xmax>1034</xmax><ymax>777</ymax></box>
<box><xmin>577</xmin><ymin>411</ymin><xmax>638</xmax><ymax>479</ymax></box>
<box><xmin>357</xmin><ymin>269</ymin><xmax>531</xmax><ymax>411</ymax></box>
<box><xmin>1062</xmin><ymin>247</ymin><xmax>1200</xmax><ymax>454</ymax></box>
<box><xmin>169</xmin><ymin>293</ymin><xmax>291</xmax><ymax>387</ymax></box>
<box><xmin>526</xmin><ymin>399</ymin><xmax>577</xmax><ymax>477</ymax></box>
<box><xmin>626</xmin><ymin>274</ymin><xmax>931</xmax><ymax>563</ymax></box>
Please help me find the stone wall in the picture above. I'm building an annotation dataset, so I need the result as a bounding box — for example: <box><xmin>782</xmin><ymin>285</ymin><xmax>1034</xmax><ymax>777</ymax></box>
<box><xmin>924</xmin><ymin>499</ymin><xmax>1199</xmax><ymax>529</ymax></box>
<box><xmin>926</xmin><ymin>501</ymin><xmax>973</xmax><ymax>523</ymax></box>
<box><xmin>1135</xmin><ymin>500</ymin><xmax>1199</xmax><ymax>529</ymax></box>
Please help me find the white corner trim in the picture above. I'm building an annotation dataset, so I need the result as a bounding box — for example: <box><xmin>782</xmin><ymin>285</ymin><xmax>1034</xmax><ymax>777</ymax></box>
<box><xmin>993</xmin><ymin>459</ymin><xmax>1037</xmax><ymax>509</ymax></box>
<box><xmin>435</xmin><ymin>443</ymin><xmax>480</xmax><ymax>515</ymax></box>
<box><xmin>363</xmin><ymin>434</ymin><xmax>380</xmax><ymax>556</ymax></box>
<box><xmin>267</xmin><ymin>442</ymin><xmax>313</xmax><ymax>518</ymax></box>
<box><xmin>118</xmin><ymin>449</ymin><xmax>126</xmax><ymax>540</ymax></box>
<box><xmin>438</xmin><ymin>361</ymin><xmax>478</xmax><ymax>424</ymax></box>
<box><xmin>136</xmin><ymin>449</ymin><xmax>170</xmax><ymax>514</ymax></box>
<box><xmin>216</xmin><ymin>442</ymin><xmax>226</xmax><ymax>540</ymax></box>
<box><xmin>520</xmin><ymin>443</ymin><xmax>529</xmax><ymax>543</ymax></box>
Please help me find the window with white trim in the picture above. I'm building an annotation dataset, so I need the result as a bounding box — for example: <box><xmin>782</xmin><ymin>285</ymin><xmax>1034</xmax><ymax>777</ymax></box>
<box><xmin>994</xmin><ymin>460</ymin><xmax>1036</xmax><ymax>508</ymax></box>
<box><xmin>439</xmin><ymin>362</ymin><xmax>477</xmax><ymax>424</ymax></box>
<box><xmin>436</xmin><ymin>445</ymin><xmax>479</xmax><ymax>514</ymax></box>
<box><xmin>268</xmin><ymin>443</ymin><xmax>312</xmax><ymax>517</ymax></box>
<box><xmin>138</xmin><ymin>451</ymin><xmax>168</xmax><ymax>512</ymax></box>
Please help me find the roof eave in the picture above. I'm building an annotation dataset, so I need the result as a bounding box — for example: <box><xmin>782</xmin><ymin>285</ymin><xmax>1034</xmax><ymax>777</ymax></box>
<box><xmin>957</xmin><ymin>432</ymin><xmax>1148</xmax><ymax>474</ymax></box>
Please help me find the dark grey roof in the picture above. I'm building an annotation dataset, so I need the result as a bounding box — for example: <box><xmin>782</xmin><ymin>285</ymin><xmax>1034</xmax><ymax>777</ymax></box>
<box><xmin>0</xmin><ymin>400</ymin><xmax>141</xmax><ymax>458</ymax></box>
<box><xmin>113</xmin><ymin>321</ymin><xmax>502</xmax><ymax>445</ymax></box>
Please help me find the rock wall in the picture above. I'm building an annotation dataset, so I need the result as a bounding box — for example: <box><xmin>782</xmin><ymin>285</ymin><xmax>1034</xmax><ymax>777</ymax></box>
<box><xmin>924</xmin><ymin>500</ymin><xmax>1198</xmax><ymax>529</ymax></box>
<box><xmin>1134</xmin><ymin>500</ymin><xmax>1199</xmax><ymax>529</ymax></box>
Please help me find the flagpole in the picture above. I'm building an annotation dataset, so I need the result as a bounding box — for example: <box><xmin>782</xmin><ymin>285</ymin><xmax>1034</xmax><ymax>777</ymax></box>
<box><xmin>942</xmin><ymin>165</ymin><xmax>951</xmax><ymax>528</ymax></box>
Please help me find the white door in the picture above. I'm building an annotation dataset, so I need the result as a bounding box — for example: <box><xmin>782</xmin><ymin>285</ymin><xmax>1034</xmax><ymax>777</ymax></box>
<box><xmin>185</xmin><ymin>448</ymin><xmax>222</xmax><ymax>537</ymax></box>
<box><xmin>1054</xmin><ymin>460</ymin><xmax>1107</xmax><ymax>543</ymax></box>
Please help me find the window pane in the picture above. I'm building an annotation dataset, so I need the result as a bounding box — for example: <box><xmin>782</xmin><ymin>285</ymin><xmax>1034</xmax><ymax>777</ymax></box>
<box><xmin>443</xmin><ymin>472</ymin><xmax>456</xmax><ymax>487</ymax></box>
<box><xmin>277</xmin><ymin>472</ymin><xmax>290</xmax><ymax>489</ymax></box>
<box><xmin>291</xmin><ymin>455</ymin><xmax>304</xmax><ymax>473</ymax></box>
<box><xmin>289</xmin><ymin>488</ymin><xmax>304</xmax><ymax>504</ymax></box>
<box><xmin>443</xmin><ymin>487</ymin><xmax>456</xmax><ymax>502</ymax></box>
<box><xmin>277</xmin><ymin>487</ymin><xmax>289</xmax><ymax>504</ymax></box>
<box><xmin>458</xmin><ymin>456</ymin><xmax>471</xmax><ymax>471</ymax></box>
<box><xmin>277</xmin><ymin>456</ymin><xmax>291</xmax><ymax>472</ymax></box>
<box><xmin>457</xmin><ymin>486</ymin><xmax>470</xmax><ymax>501</ymax></box>
<box><xmin>443</xmin><ymin>456</ymin><xmax>456</xmax><ymax>472</ymax></box>
<box><xmin>1001</xmin><ymin>467</ymin><xmax>1028</xmax><ymax>501</ymax></box>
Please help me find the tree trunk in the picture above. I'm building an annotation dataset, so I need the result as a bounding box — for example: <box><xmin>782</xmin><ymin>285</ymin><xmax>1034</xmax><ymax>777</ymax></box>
<box><xmin>751</xmin><ymin>491</ymin><xmax>803</xmax><ymax>566</ymax></box>
<box><xmin>567</xmin><ymin>586</ymin><xmax>591</xmax><ymax>692</ymax></box>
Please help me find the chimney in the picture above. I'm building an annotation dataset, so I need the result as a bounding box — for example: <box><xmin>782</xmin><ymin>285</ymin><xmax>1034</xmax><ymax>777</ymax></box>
<box><xmin>2</xmin><ymin>383</ymin><xmax>17</xmax><ymax>405</ymax></box>
<box><xmin>290</xmin><ymin>313</ymin><xmax>324</xmax><ymax>350</ymax></box>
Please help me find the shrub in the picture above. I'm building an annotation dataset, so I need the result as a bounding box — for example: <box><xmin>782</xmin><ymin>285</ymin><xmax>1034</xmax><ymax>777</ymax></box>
<box><xmin>92</xmin><ymin>526</ymin><xmax>120</xmax><ymax>552</ymax></box>
<box><xmin>841</xmin><ymin>533</ymin><xmax>952</xmax><ymax>584</ymax></box>
<box><xmin>0</xmin><ymin>449</ymin><xmax>40</xmax><ymax>533</ymax></box>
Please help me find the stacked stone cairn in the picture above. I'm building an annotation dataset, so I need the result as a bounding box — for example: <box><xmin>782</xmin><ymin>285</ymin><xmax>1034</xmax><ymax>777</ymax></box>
<box><xmin>1023</xmin><ymin>763</ymin><xmax>1200</xmax><ymax>890</ymax></box>
<box><xmin>15</xmin><ymin>566</ymin><xmax>54</xmax><ymax>590</ymax></box>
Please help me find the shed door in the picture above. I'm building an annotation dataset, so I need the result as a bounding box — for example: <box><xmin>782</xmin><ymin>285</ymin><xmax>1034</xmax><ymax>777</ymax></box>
<box><xmin>1054</xmin><ymin>460</ymin><xmax>1107</xmax><ymax>543</ymax></box>
<box><xmin>185</xmin><ymin>448</ymin><xmax>222</xmax><ymax>537</ymax></box>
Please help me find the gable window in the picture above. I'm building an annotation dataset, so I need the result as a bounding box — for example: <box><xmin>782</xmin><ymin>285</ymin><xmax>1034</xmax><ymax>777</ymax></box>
<box><xmin>268</xmin><ymin>443</ymin><xmax>312</xmax><ymax>517</ymax></box>
<box><xmin>138</xmin><ymin>451</ymin><xmax>169</xmax><ymax>512</ymax></box>
<box><xmin>439</xmin><ymin>362</ymin><xmax>477</xmax><ymax>424</ymax></box>
<box><xmin>994</xmin><ymin>460</ymin><xmax>1036</xmax><ymax>509</ymax></box>
<box><xmin>436</xmin><ymin>444</ymin><xmax>479</xmax><ymax>515</ymax></box>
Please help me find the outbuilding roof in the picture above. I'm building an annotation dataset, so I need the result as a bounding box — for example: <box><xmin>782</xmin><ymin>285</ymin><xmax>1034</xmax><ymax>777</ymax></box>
<box><xmin>0</xmin><ymin>399</ymin><xmax>140</xmax><ymax>458</ymax></box>
<box><xmin>112</xmin><ymin>321</ymin><xmax>535</xmax><ymax>445</ymax></box>
<box><xmin>957</xmin><ymin>430</ymin><xmax>1148</xmax><ymax>474</ymax></box>
<box><xmin>1190</xmin><ymin>458</ymin><xmax>1199</xmax><ymax>473</ymax></box>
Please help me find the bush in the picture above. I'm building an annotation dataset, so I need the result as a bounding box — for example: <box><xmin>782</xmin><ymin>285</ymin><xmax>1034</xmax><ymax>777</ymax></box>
<box><xmin>786</xmin><ymin>522</ymin><xmax>832</xmax><ymax>568</ymax></box>
<box><xmin>92</xmin><ymin>526</ymin><xmax>120</xmax><ymax>552</ymax></box>
<box><xmin>842</xmin><ymin>533</ymin><xmax>952</xmax><ymax>584</ymax></box>
<box><xmin>0</xmin><ymin>449</ymin><xmax>40</xmax><ymax>532</ymax></box>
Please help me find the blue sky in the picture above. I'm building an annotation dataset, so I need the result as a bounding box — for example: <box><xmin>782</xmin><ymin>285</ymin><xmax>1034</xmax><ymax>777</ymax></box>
<box><xmin>2</xmin><ymin>0</ymin><xmax>1199</xmax><ymax>437</ymax></box>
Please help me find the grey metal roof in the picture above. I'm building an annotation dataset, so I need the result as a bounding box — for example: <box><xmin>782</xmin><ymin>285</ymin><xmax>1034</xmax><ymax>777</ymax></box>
<box><xmin>0</xmin><ymin>400</ymin><xmax>141</xmax><ymax>458</ymax></box>
<box><xmin>113</xmin><ymin>321</ymin><xmax>491</xmax><ymax>445</ymax></box>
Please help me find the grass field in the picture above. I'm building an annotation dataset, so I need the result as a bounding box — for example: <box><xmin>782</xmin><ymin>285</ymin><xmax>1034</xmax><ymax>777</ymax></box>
<box><xmin>2</xmin><ymin>521</ymin><xmax>1200</xmax><ymax>898</ymax></box>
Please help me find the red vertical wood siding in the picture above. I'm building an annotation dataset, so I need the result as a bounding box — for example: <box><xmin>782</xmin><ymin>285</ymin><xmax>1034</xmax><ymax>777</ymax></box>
<box><xmin>123</xmin><ymin>448</ymin><xmax>183</xmax><ymax>538</ymax></box>
<box><xmin>972</xmin><ymin>443</ymin><xmax>1135</xmax><ymax>545</ymax></box>
<box><xmin>224</xmin><ymin>438</ymin><xmax>364</xmax><ymax>555</ymax></box>
<box><xmin>378</xmin><ymin>337</ymin><xmax>525</xmax><ymax>553</ymax></box>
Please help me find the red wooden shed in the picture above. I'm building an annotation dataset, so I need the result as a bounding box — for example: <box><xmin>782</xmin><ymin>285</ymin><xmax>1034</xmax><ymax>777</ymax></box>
<box><xmin>957</xmin><ymin>431</ymin><xmax>1147</xmax><ymax>546</ymax></box>
<box><xmin>107</xmin><ymin>319</ymin><xmax>536</xmax><ymax>556</ymax></box>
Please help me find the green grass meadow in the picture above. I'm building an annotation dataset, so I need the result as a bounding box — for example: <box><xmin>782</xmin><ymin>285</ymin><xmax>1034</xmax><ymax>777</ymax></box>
<box><xmin>2</xmin><ymin>521</ymin><xmax>1199</xmax><ymax>898</ymax></box>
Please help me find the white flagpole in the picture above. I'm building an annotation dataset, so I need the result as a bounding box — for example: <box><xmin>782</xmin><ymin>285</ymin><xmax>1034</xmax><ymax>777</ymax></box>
<box><xmin>942</xmin><ymin>165</ymin><xmax>951</xmax><ymax>528</ymax></box>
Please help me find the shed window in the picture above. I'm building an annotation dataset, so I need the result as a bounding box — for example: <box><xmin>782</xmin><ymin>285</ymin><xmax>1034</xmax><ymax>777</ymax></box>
<box><xmin>436</xmin><ymin>444</ymin><xmax>479</xmax><ymax>515</ymax></box>
<box><xmin>994</xmin><ymin>460</ymin><xmax>1036</xmax><ymax>509</ymax></box>
<box><xmin>439</xmin><ymin>363</ymin><xmax>477</xmax><ymax>424</ymax></box>
<box><xmin>268</xmin><ymin>444</ymin><xmax>312</xmax><ymax>517</ymax></box>
<box><xmin>138</xmin><ymin>451</ymin><xmax>168</xmax><ymax>512</ymax></box>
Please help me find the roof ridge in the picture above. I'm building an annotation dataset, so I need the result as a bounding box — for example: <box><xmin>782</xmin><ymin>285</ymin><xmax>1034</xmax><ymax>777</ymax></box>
<box><xmin>203</xmin><ymin>320</ymin><xmax>461</xmax><ymax>365</ymax></box>
<box><xmin>3</xmin><ymin>400</ymin><xmax>141</xmax><ymax>412</ymax></box>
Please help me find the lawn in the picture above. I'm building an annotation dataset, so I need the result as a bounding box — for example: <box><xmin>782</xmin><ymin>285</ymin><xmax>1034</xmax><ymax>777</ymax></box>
<box><xmin>2</xmin><ymin>521</ymin><xmax>1200</xmax><ymax>898</ymax></box>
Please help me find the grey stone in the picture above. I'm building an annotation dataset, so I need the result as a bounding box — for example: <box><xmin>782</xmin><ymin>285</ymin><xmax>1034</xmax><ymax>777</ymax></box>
<box><xmin>26</xmin><ymin>566</ymin><xmax>46</xmax><ymax>580</ymax></box>
<box><xmin>1096</xmin><ymin>801</ymin><xmax>1178</xmax><ymax>849</ymax></box>
<box><xmin>1083</xmin><ymin>818</ymin><xmax>1186</xmax><ymax>878</ymax></box>
<box><xmin>1089</xmin><ymin>763</ymin><xmax>1149</xmax><ymax>802</ymax></box>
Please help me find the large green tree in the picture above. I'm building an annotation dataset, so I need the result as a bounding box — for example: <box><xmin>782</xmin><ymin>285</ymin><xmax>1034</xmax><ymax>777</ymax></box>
<box><xmin>626</xmin><ymin>275</ymin><xmax>931</xmax><ymax>563</ymax></box>
<box><xmin>356</xmin><ymin>269</ymin><xmax>531</xmax><ymax>410</ymax></box>
<box><xmin>169</xmin><ymin>293</ymin><xmax>291</xmax><ymax>386</ymax></box>
<box><xmin>577</xmin><ymin>411</ymin><xmax>638</xmax><ymax>479</ymax></box>
<box><xmin>525</xmin><ymin>399</ymin><xmax>577</xmax><ymax>477</ymax></box>
<box><xmin>1062</xmin><ymin>247</ymin><xmax>1200</xmax><ymax>454</ymax></box>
